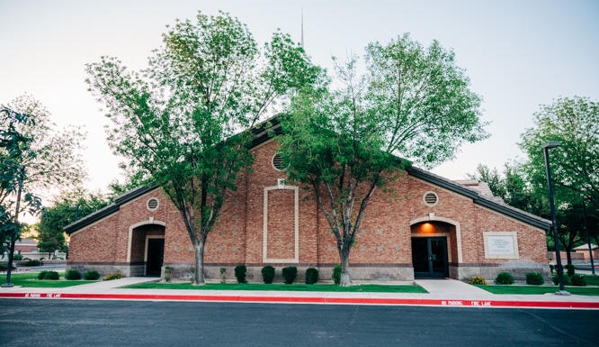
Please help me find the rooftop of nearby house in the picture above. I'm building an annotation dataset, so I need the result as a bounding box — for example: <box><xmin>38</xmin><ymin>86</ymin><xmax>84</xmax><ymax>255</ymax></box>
<box><xmin>453</xmin><ymin>180</ymin><xmax>505</xmax><ymax>204</ymax></box>
<box><xmin>16</xmin><ymin>238</ymin><xmax>38</xmax><ymax>246</ymax></box>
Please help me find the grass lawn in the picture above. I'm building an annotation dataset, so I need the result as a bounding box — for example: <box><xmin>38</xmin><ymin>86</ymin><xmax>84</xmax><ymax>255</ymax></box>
<box><xmin>474</xmin><ymin>275</ymin><xmax>599</xmax><ymax>296</ymax></box>
<box><xmin>123</xmin><ymin>282</ymin><xmax>428</xmax><ymax>293</ymax></box>
<box><xmin>0</xmin><ymin>272</ymin><xmax>97</xmax><ymax>288</ymax></box>
<box><xmin>583</xmin><ymin>274</ymin><xmax>599</xmax><ymax>286</ymax></box>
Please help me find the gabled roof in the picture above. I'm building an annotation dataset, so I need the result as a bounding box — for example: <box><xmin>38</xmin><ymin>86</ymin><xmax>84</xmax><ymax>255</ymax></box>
<box><xmin>64</xmin><ymin>186</ymin><xmax>157</xmax><ymax>235</ymax></box>
<box><xmin>65</xmin><ymin>115</ymin><xmax>551</xmax><ymax>234</ymax></box>
<box><xmin>407</xmin><ymin>167</ymin><xmax>551</xmax><ymax>230</ymax></box>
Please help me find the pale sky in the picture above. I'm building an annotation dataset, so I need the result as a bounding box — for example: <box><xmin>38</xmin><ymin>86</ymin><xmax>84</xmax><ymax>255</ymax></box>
<box><xmin>1</xmin><ymin>0</ymin><xmax>598</xmax><ymax>200</ymax></box>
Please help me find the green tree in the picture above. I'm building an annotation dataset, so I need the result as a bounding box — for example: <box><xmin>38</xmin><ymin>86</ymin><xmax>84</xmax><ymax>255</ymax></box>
<box><xmin>36</xmin><ymin>189</ymin><xmax>109</xmax><ymax>257</ymax></box>
<box><xmin>520</xmin><ymin>96</ymin><xmax>599</xmax><ymax>263</ymax></box>
<box><xmin>467</xmin><ymin>162</ymin><xmax>545</xmax><ymax>215</ymax></box>
<box><xmin>86</xmin><ymin>11</ymin><xmax>322</xmax><ymax>285</ymax></box>
<box><xmin>0</xmin><ymin>106</ymin><xmax>41</xmax><ymax>286</ymax></box>
<box><xmin>6</xmin><ymin>95</ymin><xmax>87</xmax><ymax>191</ymax></box>
<box><xmin>2</xmin><ymin>96</ymin><xmax>86</xmax><ymax>285</ymax></box>
<box><xmin>278</xmin><ymin>34</ymin><xmax>488</xmax><ymax>286</ymax></box>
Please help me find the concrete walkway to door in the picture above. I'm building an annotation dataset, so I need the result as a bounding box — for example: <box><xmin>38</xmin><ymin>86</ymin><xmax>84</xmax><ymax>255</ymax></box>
<box><xmin>415</xmin><ymin>279</ymin><xmax>496</xmax><ymax>300</ymax></box>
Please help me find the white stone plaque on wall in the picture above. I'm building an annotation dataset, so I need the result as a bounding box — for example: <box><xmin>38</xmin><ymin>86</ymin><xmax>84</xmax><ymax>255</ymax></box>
<box><xmin>484</xmin><ymin>232</ymin><xmax>519</xmax><ymax>259</ymax></box>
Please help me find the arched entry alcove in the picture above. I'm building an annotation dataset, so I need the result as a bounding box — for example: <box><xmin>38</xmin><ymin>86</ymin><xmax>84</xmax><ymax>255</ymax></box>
<box><xmin>410</xmin><ymin>218</ymin><xmax>461</xmax><ymax>279</ymax></box>
<box><xmin>127</xmin><ymin>222</ymin><xmax>165</xmax><ymax>277</ymax></box>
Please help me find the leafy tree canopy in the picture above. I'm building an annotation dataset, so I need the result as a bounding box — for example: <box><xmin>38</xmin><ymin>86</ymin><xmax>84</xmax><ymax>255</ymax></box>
<box><xmin>36</xmin><ymin>189</ymin><xmax>109</xmax><ymax>256</ymax></box>
<box><xmin>278</xmin><ymin>33</ymin><xmax>488</xmax><ymax>286</ymax></box>
<box><xmin>3</xmin><ymin>95</ymin><xmax>87</xmax><ymax>192</ymax></box>
<box><xmin>86</xmin><ymin>11</ymin><xmax>323</xmax><ymax>284</ymax></box>
<box><xmin>520</xmin><ymin>96</ymin><xmax>599</xmax><ymax>214</ymax></box>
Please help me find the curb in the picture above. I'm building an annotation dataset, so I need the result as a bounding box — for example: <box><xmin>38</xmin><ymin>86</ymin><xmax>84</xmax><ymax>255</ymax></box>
<box><xmin>2</xmin><ymin>292</ymin><xmax>599</xmax><ymax>309</ymax></box>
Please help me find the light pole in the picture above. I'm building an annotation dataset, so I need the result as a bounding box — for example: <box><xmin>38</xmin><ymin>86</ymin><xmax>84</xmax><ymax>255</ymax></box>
<box><xmin>543</xmin><ymin>141</ymin><xmax>569</xmax><ymax>295</ymax></box>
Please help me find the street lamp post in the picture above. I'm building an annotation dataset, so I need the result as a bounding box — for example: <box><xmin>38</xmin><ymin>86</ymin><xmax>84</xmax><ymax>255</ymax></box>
<box><xmin>543</xmin><ymin>141</ymin><xmax>569</xmax><ymax>295</ymax></box>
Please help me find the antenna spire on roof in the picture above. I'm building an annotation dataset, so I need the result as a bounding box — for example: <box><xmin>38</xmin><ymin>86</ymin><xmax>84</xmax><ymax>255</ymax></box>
<box><xmin>301</xmin><ymin>7</ymin><xmax>304</xmax><ymax>48</ymax></box>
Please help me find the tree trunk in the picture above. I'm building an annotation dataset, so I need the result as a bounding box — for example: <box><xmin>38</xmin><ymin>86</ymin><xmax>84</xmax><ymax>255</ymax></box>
<box><xmin>2</xmin><ymin>236</ymin><xmax>17</xmax><ymax>287</ymax></box>
<box><xmin>339</xmin><ymin>245</ymin><xmax>352</xmax><ymax>287</ymax></box>
<box><xmin>2</xmin><ymin>172</ymin><xmax>22</xmax><ymax>288</ymax></box>
<box><xmin>193</xmin><ymin>240</ymin><xmax>206</xmax><ymax>285</ymax></box>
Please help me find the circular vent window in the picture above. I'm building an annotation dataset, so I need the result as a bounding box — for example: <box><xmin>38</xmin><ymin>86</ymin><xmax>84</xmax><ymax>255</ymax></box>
<box><xmin>423</xmin><ymin>192</ymin><xmax>438</xmax><ymax>206</ymax></box>
<box><xmin>272</xmin><ymin>153</ymin><xmax>285</xmax><ymax>171</ymax></box>
<box><xmin>147</xmin><ymin>198</ymin><xmax>159</xmax><ymax>211</ymax></box>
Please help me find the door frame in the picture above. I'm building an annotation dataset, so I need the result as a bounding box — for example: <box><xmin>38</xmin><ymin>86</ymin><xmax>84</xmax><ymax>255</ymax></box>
<box><xmin>145</xmin><ymin>237</ymin><xmax>164</xmax><ymax>277</ymax></box>
<box><xmin>411</xmin><ymin>236</ymin><xmax>449</xmax><ymax>278</ymax></box>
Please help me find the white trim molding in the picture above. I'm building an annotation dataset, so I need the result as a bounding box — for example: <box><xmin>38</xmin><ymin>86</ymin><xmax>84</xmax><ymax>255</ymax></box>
<box><xmin>263</xmin><ymin>185</ymin><xmax>299</xmax><ymax>263</ymax></box>
<box><xmin>126</xmin><ymin>220</ymin><xmax>166</xmax><ymax>263</ymax></box>
<box><xmin>410</xmin><ymin>215</ymin><xmax>463</xmax><ymax>263</ymax></box>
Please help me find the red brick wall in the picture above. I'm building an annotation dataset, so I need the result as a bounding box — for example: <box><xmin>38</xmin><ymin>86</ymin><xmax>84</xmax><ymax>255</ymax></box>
<box><xmin>68</xmin><ymin>138</ymin><xmax>548</xmax><ymax>280</ymax></box>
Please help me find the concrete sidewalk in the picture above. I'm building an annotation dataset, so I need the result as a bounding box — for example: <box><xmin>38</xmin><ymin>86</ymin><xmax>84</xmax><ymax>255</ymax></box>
<box><xmin>1</xmin><ymin>277</ymin><xmax>598</xmax><ymax>309</ymax></box>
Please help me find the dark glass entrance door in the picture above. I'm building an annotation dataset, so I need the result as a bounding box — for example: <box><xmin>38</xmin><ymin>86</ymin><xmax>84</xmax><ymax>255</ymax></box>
<box><xmin>146</xmin><ymin>238</ymin><xmax>164</xmax><ymax>277</ymax></box>
<box><xmin>411</xmin><ymin>237</ymin><xmax>449</xmax><ymax>278</ymax></box>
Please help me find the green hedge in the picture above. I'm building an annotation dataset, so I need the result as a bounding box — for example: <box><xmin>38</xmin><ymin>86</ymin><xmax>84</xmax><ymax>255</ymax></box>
<box><xmin>332</xmin><ymin>265</ymin><xmax>342</xmax><ymax>285</ymax></box>
<box><xmin>495</xmin><ymin>272</ymin><xmax>514</xmax><ymax>285</ymax></box>
<box><xmin>234</xmin><ymin>265</ymin><xmax>247</xmax><ymax>283</ymax></box>
<box><xmin>38</xmin><ymin>271</ymin><xmax>60</xmax><ymax>280</ymax></box>
<box><xmin>525</xmin><ymin>272</ymin><xmax>544</xmax><ymax>285</ymax></box>
<box><xmin>65</xmin><ymin>269</ymin><xmax>82</xmax><ymax>280</ymax></box>
<box><xmin>84</xmin><ymin>270</ymin><xmax>101</xmax><ymax>280</ymax></box>
<box><xmin>261</xmin><ymin>265</ymin><xmax>275</xmax><ymax>284</ymax></box>
<box><xmin>305</xmin><ymin>267</ymin><xmax>319</xmax><ymax>285</ymax></box>
<box><xmin>282</xmin><ymin>266</ymin><xmax>297</xmax><ymax>284</ymax></box>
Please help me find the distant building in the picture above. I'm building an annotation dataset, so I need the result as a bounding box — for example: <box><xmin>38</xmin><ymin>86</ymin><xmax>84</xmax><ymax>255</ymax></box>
<box><xmin>573</xmin><ymin>243</ymin><xmax>598</xmax><ymax>264</ymax></box>
<box><xmin>15</xmin><ymin>238</ymin><xmax>39</xmax><ymax>253</ymax></box>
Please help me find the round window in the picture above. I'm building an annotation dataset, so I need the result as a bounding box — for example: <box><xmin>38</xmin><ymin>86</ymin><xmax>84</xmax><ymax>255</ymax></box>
<box><xmin>272</xmin><ymin>153</ymin><xmax>285</xmax><ymax>171</ymax></box>
<box><xmin>147</xmin><ymin>198</ymin><xmax>159</xmax><ymax>211</ymax></box>
<box><xmin>423</xmin><ymin>192</ymin><xmax>438</xmax><ymax>206</ymax></box>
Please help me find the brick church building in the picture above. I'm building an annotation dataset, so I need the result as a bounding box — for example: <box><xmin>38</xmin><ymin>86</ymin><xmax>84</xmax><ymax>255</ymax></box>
<box><xmin>65</xmin><ymin>122</ymin><xmax>551</xmax><ymax>282</ymax></box>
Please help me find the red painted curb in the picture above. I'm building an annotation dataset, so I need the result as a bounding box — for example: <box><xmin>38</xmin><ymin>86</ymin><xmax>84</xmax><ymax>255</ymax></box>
<box><xmin>1</xmin><ymin>292</ymin><xmax>598</xmax><ymax>309</ymax></box>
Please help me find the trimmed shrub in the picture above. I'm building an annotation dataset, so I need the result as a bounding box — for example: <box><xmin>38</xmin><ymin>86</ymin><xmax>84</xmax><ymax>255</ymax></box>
<box><xmin>261</xmin><ymin>265</ymin><xmax>275</xmax><ymax>284</ymax></box>
<box><xmin>84</xmin><ymin>270</ymin><xmax>101</xmax><ymax>280</ymax></box>
<box><xmin>549</xmin><ymin>264</ymin><xmax>555</xmax><ymax>275</ymax></box>
<box><xmin>468</xmin><ymin>276</ymin><xmax>487</xmax><ymax>285</ymax></box>
<box><xmin>38</xmin><ymin>270</ymin><xmax>59</xmax><ymax>280</ymax></box>
<box><xmin>552</xmin><ymin>273</ymin><xmax>572</xmax><ymax>286</ymax></box>
<box><xmin>103</xmin><ymin>272</ymin><xmax>122</xmax><ymax>281</ymax></box>
<box><xmin>65</xmin><ymin>269</ymin><xmax>82</xmax><ymax>280</ymax></box>
<box><xmin>332</xmin><ymin>265</ymin><xmax>342</xmax><ymax>285</ymax></box>
<box><xmin>282</xmin><ymin>266</ymin><xmax>297</xmax><ymax>284</ymax></box>
<box><xmin>234</xmin><ymin>264</ymin><xmax>247</xmax><ymax>283</ymax></box>
<box><xmin>525</xmin><ymin>272</ymin><xmax>544</xmax><ymax>285</ymax></box>
<box><xmin>571</xmin><ymin>274</ymin><xmax>586</xmax><ymax>286</ymax></box>
<box><xmin>495</xmin><ymin>272</ymin><xmax>514</xmax><ymax>285</ymax></box>
<box><xmin>25</xmin><ymin>259</ymin><xmax>41</xmax><ymax>267</ymax></box>
<box><xmin>305</xmin><ymin>267</ymin><xmax>319</xmax><ymax>285</ymax></box>
<box><xmin>37</xmin><ymin>271</ymin><xmax>48</xmax><ymax>280</ymax></box>
<box><xmin>565</xmin><ymin>264</ymin><xmax>576</xmax><ymax>277</ymax></box>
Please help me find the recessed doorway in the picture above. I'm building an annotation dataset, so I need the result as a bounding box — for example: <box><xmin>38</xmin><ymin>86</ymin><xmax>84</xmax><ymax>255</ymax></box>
<box><xmin>411</xmin><ymin>237</ymin><xmax>449</xmax><ymax>278</ymax></box>
<box><xmin>146</xmin><ymin>238</ymin><xmax>164</xmax><ymax>277</ymax></box>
